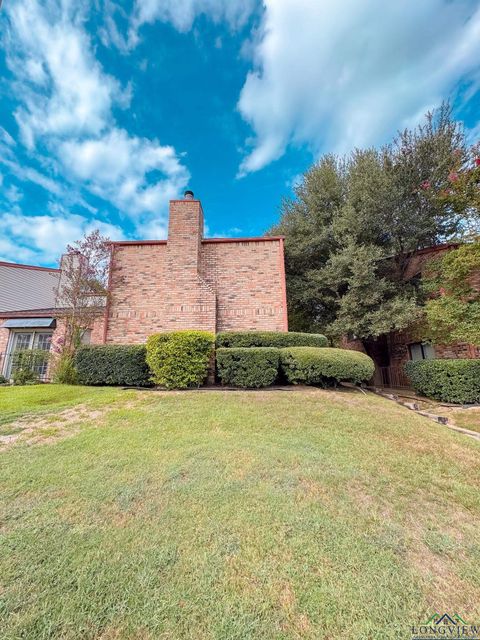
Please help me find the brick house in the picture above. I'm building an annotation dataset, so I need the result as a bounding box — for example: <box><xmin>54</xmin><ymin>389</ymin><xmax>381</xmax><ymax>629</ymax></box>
<box><xmin>343</xmin><ymin>243</ymin><xmax>480</xmax><ymax>388</ymax></box>
<box><xmin>104</xmin><ymin>192</ymin><xmax>288</xmax><ymax>342</ymax></box>
<box><xmin>0</xmin><ymin>192</ymin><xmax>288</xmax><ymax>379</ymax></box>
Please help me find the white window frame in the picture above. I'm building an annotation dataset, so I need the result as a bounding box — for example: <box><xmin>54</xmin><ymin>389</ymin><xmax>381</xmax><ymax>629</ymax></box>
<box><xmin>3</xmin><ymin>329</ymin><xmax>54</xmax><ymax>380</ymax></box>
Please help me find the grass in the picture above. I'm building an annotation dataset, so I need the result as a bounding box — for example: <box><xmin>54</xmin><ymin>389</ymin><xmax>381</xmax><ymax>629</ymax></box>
<box><xmin>435</xmin><ymin>406</ymin><xmax>480</xmax><ymax>433</ymax></box>
<box><xmin>0</xmin><ymin>384</ymin><xmax>131</xmax><ymax>427</ymax></box>
<box><xmin>0</xmin><ymin>385</ymin><xmax>479</xmax><ymax>639</ymax></box>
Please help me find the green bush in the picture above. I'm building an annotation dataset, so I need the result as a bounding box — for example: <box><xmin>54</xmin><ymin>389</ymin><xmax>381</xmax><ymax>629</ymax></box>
<box><xmin>280</xmin><ymin>347</ymin><xmax>375</xmax><ymax>386</ymax></box>
<box><xmin>75</xmin><ymin>344</ymin><xmax>151</xmax><ymax>386</ymax></box>
<box><xmin>146</xmin><ymin>330</ymin><xmax>215</xmax><ymax>389</ymax></box>
<box><xmin>0</xmin><ymin>374</ymin><xmax>8</xmax><ymax>384</ymax></box>
<box><xmin>216</xmin><ymin>347</ymin><xmax>280</xmax><ymax>388</ymax></box>
<box><xmin>405</xmin><ymin>359</ymin><xmax>480</xmax><ymax>404</ymax></box>
<box><xmin>52</xmin><ymin>353</ymin><xmax>78</xmax><ymax>385</ymax></box>
<box><xmin>216</xmin><ymin>331</ymin><xmax>328</xmax><ymax>349</ymax></box>
<box><xmin>11</xmin><ymin>349</ymin><xmax>49</xmax><ymax>385</ymax></box>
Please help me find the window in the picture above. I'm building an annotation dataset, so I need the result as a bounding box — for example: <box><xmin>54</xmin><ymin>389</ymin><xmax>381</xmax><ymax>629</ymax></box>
<box><xmin>35</xmin><ymin>333</ymin><xmax>52</xmax><ymax>351</ymax></box>
<box><xmin>81</xmin><ymin>329</ymin><xmax>92</xmax><ymax>345</ymax></box>
<box><xmin>4</xmin><ymin>330</ymin><xmax>53</xmax><ymax>379</ymax></box>
<box><xmin>409</xmin><ymin>342</ymin><xmax>435</xmax><ymax>362</ymax></box>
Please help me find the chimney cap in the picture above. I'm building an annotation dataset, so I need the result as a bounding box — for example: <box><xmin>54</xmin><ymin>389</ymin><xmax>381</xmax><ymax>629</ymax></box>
<box><xmin>184</xmin><ymin>190</ymin><xmax>194</xmax><ymax>200</ymax></box>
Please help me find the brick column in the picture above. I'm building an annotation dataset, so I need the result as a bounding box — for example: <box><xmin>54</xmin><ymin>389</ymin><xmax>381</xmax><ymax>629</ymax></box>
<box><xmin>164</xmin><ymin>197</ymin><xmax>216</xmax><ymax>332</ymax></box>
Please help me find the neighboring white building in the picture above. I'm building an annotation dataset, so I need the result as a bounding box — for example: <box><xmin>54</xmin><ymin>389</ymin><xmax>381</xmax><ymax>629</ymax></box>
<box><xmin>0</xmin><ymin>261</ymin><xmax>60</xmax><ymax>379</ymax></box>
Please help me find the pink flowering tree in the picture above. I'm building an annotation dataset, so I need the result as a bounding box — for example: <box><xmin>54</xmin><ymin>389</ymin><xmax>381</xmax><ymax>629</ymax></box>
<box><xmin>55</xmin><ymin>229</ymin><xmax>111</xmax><ymax>355</ymax></box>
<box><xmin>435</xmin><ymin>144</ymin><xmax>480</xmax><ymax>237</ymax></box>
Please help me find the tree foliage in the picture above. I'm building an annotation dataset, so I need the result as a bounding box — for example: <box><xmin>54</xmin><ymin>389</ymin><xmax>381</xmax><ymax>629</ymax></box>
<box><xmin>421</xmin><ymin>242</ymin><xmax>480</xmax><ymax>346</ymax></box>
<box><xmin>272</xmin><ymin>104</ymin><xmax>480</xmax><ymax>339</ymax></box>
<box><xmin>55</xmin><ymin>229</ymin><xmax>110</xmax><ymax>354</ymax></box>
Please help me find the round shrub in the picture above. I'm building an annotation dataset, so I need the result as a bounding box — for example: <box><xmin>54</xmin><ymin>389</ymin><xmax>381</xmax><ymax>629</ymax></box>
<box><xmin>146</xmin><ymin>330</ymin><xmax>215</xmax><ymax>389</ymax></box>
<box><xmin>216</xmin><ymin>347</ymin><xmax>280</xmax><ymax>388</ymax></box>
<box><xmin>280</xmin><ymin>347</ymin><xmax>375</xmax><ymax>386</ymax></box>
<box><xmin>75</xmin><ymin>344</ymin><xmax>151</xmax><ymax>387</ymax></box>
<box><xmin>216</xmin><ymin>331</ymin><xmax>328</xmax><ymax>349</ymax></box>
<box><xmin>405</xmin><ymin>359</ymin><xmax>480</xmax><ymax>404</ymax></box>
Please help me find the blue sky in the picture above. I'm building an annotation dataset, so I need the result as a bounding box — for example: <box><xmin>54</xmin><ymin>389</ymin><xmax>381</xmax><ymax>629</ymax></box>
<box><xmin>1</xmin><ymin>0</ymin><xmax>480</xmax><ymax>266</ymax></box>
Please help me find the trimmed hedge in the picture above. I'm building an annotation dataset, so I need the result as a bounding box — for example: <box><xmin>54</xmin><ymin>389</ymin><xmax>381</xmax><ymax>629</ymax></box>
<box><xmin>216</xmin><ymin>347</ymin><xmax>280</xmax><ymax>388</ymax></box>
<box><xmin>405</xmin><ymin>359</ymin><xmax>480</xmax><ymax>404</ymax></box>
<box><xmin>216</xmin><ymin>331</ymin><xmax>328</xmax><ymax>349</ymax></box>
<box><xmin>280</xmin><ymin>347</ymin><xmax>375</xmax><ymax>386</ymax></box>
<box><xmin>146</xmin><ymin>330</ymin><xmax>215</xmax><ymax>389</ymax></box>
<box><xmin>75</xmin><ymin>344</ymin><xmax>151</xmax><ymax>387</ymax></box>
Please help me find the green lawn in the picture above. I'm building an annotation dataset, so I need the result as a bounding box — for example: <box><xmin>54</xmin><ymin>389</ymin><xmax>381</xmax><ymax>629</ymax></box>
<box><xmin>435</xmin><ymin>405</ymin><xmax>480</xmax><ymax>434</ymax></box>
<box><xmin>0</xmin><ymin>385</ymin><xmax>479</xmax><ymax>639</ymax></box>
<box><xmin>0</xmin><ymin>384</ymin><xmax>131</xmax><ymax>427</ymax></box>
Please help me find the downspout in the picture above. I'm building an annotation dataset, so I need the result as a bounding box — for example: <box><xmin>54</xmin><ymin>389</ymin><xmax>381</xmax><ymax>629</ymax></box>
<box><xmin>279</xmin><ymin>237</ymin><xmax>289</xmax><ymax>331</ymax></box>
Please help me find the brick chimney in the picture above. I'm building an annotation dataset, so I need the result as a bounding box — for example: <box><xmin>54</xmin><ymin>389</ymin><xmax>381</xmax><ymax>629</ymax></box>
<box><xmin>167</xmin><ymin>190</ymin><xmax>203</xmax><ymax>274</ymax></box>
<box><xmin>163</xmin><ymin>190</ymin><xmax>216</xmax><ymax>332</ymax></box>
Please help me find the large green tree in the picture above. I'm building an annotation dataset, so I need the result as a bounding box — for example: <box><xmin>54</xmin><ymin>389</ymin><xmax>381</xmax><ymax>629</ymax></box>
<box><xmin>272</xmin><ymin>104</ymin><xmax>480</xmax><ymax>340</ymax></box>
<box><xmin>421</xmin><ymin>242</ymin><xmax>480</xmax><ymax>347</ymax></box>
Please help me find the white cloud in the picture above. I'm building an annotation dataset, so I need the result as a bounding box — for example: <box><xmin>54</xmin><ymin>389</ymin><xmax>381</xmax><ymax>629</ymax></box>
<box><xmin>136</xmin><ymin>218</ymin><xmax>169</xmax><ymax>241</ymax></box>
<box><xmin>0</xmin><ymin>209</ymin><xmax>124</xmax><ymax>265</ymax></box>
<box><xmin>128</xmin><ymin>0</ymin><xmax>256</xmax><ymax>45</ymax></box>
<box><xmin>1</xmin><ymin>158</ymin><xmax>62</xmax><ymax>196</ymax></box>
<box><xmin>237</xmin><ymin>0</ymin><xmax>480</xmax><ymax>175</ymax></box>
<box><xmin>0</xmin><ymin>127</ymin><xmax>15</xmax><ymax>147</ymax></box>
<box><xmin>3</xmin><ymin>0</ymin><xmax>190</xmax><ymax>235</ymax></box>
<box><xmin>98</xmin><ymin>0</ymin><xmax>132</xmax><ymax>53</ymax></box>
<box><xmin>467</xmin><ymin>121</ymin><xmax>480</xmax><ymax>146</ymax></box>
<box><xmin>59</xmin><ymin>129</ymin><xmax>190</xmax><ymax>216</ymax></box>
<box><xmin>6</xmin><ymin>0</ymin><xmax>121</xmax><ymax>147</ymax></box>
<box><xmin>4</xmin><ymin>185</ymin><xmax>23</xmax><ymax>203</ymax></box>
<box><xmin>0</xmin><ymin>128</ymin><xmax>16</xmax><ymax>164</ymax></box>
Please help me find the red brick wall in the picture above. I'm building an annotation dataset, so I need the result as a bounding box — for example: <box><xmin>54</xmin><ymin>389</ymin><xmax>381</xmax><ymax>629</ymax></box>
<box><xmin>103</xmin><ymin>199</ymin><xmax>287</xmax><ymax>344</ymax></box>
<box><xmin>90</xmin><ymin>314</ymin><xmax>105</xmax><ymax>344</ymax></box>
<box><xmin>343</xmin><ymin>243</ymin><xmax>480</xmax><ymax>372</ymax></box>
<box><xmin>163</xmin><ymin>200</ymin><xmax>216</xmax><ymax>333</ymax></box>
<box><xmin>344</xmin><ymin>329</ymin><xmax>480</xmax><ymax>373</ymax></box>
<box><xmin>0</xmin><ymin>326</ymin><xmax>9</xmax><ymax>375</ymax></box>
<box><xmin>402</xmin><ymin>245</ymin><xmax>454</xmax><ymax>280</ymax></box>
<box><xmin>202</xmin><ymin>240</ymin><xmax>286</xmax><ymax>332</ymax></box>
<box><xmin>103</xmin><ymin>243</ymin><xmax>169</xmax><ymax>343</ymax></box>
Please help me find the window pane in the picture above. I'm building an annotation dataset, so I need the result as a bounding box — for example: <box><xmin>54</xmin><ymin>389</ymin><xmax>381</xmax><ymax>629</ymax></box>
<box><xmin>81</xmin><ymin>329</ymin><xmax>92</xmax><ymax>345</ymax></box>
<box><xmin>409</xmin><ymin>343</ymin><xmax>423</xmax><ymax>361</ymax></box>
<box><xmin>34</xmin><ymin>333</ymin><xmax>53</xmax><ymax>351</ymax></box>
<box><xmin>13</xmin><ymin>333</ymin><xmax>32</xmax><ymax>351</ymax></box>
<box><xmin>31</xmin><ymin>353</ymin><xmax>49</xmax><ymax>377</ymax></box>
<box><xmin>422</xmin><ymin>343</ymin><xmax>435</xmax><ymax>360</ymax></box>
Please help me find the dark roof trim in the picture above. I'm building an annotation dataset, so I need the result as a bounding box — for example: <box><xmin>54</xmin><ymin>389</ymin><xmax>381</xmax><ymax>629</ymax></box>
<box><xmin>0</xmin><ymin>308</ymin><xmax>57</xmax><ymax>319</ymax></box>
<box><xmin>413</xmin><ymin>242</ymin><xmax>460</xmax><ymax>256</ymax></box>
<box><xmin>0</xmin><ymin>260</ymin><xmax>60</xmax><ymax>272</ymax></box>
<box><xmin>204</xmin><ymin>236</ymin><xmax>285</xmax><ymax>244</ymax></box>
<box><xmin>110</xmin><ymin>240</ymin><xmax>167</xmax><ymax>246</ymax></box>
<box><xmin>110</xmin><ymin>236</ymin><xmax>284</xmax><ymax>247</ymax></box>
<box><xmin>381</xmin><ymin>242</ymin><xmax>462</xmax><ymax>262</ymax></box>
